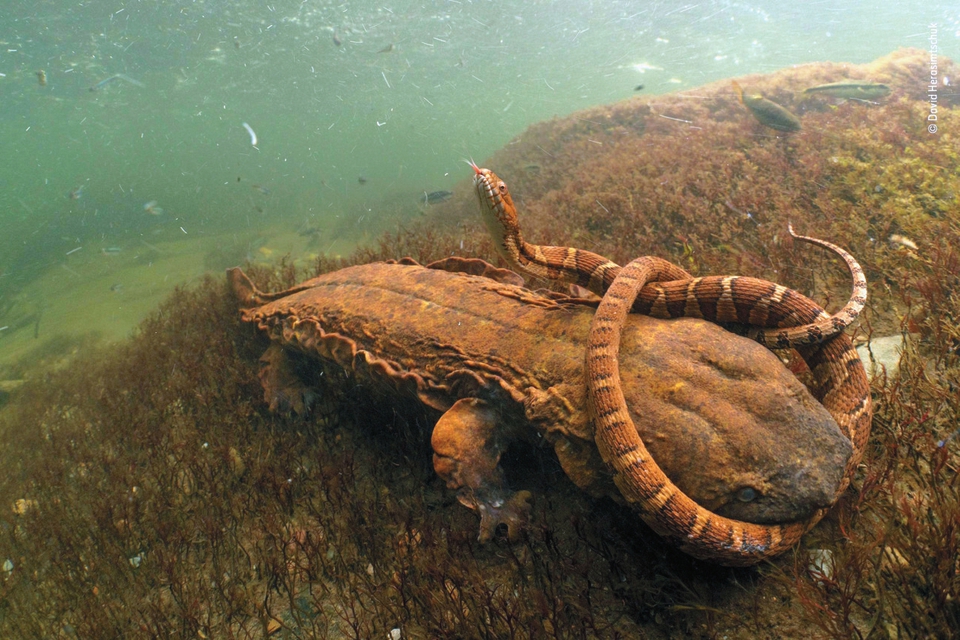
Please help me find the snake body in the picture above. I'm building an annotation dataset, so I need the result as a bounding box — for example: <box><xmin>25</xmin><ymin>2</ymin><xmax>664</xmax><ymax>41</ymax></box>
<box><xmin>470</xmin><ymin>163</ymin><xmax>872</xmax><ymax>565</ymax></box>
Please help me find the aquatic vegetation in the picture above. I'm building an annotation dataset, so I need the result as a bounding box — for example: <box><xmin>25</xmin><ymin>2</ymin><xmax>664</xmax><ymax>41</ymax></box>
<box><xmin>1</xmin><ymin>48</ymin><xmax>958</xmax><ymax>636</ymax></box>
<box><xmin>0</xmin><ymin>274</ymin><xmax>754</xmax><ymax>637</ymax></box>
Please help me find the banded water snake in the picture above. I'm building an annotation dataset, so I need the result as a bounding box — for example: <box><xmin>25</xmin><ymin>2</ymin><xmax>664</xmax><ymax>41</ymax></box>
<box><xmin>471</xmin><ymin>163</ymin><xmax>872</xmax><ymax>565</ymax></box>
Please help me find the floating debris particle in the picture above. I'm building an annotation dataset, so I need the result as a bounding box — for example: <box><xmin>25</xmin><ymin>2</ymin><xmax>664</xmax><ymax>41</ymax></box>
<box><xmin>804</xmin><ymin>81</ymin><xmax>891</xmax><ymax>100</ymax></box>
<box><xmin>12</xmin><ymin>499</ymin><xmax>37</xmax><ymax>515</ymax></box>
<box><xmin>251</xmin><ymin>184</ymin><xmax>271</xmax><ymax>195</ymax></box>
<box><xmin>101</xmin><ymin>247</ymin><xmax>122</xmax><ymax>256</ymax></box>
<box><xmin>377</xmin><ymin>43</ymin><xmax>395</xmax><ymax>54</ymax></box>
<box><xmin>36</xmin><ymin>69</ymin><xmax>46</xmax><ymax>86</ymax></box>
<box><xmin>332</xmin><ymin>31</ymin><xmax>342</xmax><ymax>46</ymax></box>
<box><xmin>632</xmin><ymin>62</ymin><xmax>663</xmax><ymax>73</ymax></box>
<box><xmin>143</xmin><ymin>200</ymin><xmax>164</xmax><ymax>215</ymax></box>
<box><xmin>732</xmin><ymin>80</ymin><xmax>801</xmax><ymax>132</ymax></box>
<box><xmin>89</xmin><ymin>73</ymin><xmax>145</xmax><ymax>92</ymax></box>
<box><xmin>242</xmin><ymin>121</ymin><xmax>258</xmax><ymax>146</ymax></box>
<box><xmin>938</xmin><ymin>425</ymin><xmax>960</xmax><ymax>448</ymax></box>
<box><xmin>358</xmin><ymin>175</ymin><xmax>367</xmax><ymax>185</ymax></box>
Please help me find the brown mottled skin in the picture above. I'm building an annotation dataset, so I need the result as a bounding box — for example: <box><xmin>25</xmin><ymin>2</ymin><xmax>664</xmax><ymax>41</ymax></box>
<box><xmin>230</xmin><ymin>259</ymin><xmax>850</xmax><ymax>543</ymax></box>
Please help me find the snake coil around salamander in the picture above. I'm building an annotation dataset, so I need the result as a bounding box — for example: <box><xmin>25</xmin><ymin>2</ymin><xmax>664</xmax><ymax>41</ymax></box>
<box><xmin>471</xmin><ymin>162</ymin><xmax>872</xmax><ymax>565</ymax></box>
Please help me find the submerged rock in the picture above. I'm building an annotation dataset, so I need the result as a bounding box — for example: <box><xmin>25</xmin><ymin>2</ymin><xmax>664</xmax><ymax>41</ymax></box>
<box><xmin>856</xmin><ymin>334</ymin><xmax>909</xmax><ymax>379</ymax></box>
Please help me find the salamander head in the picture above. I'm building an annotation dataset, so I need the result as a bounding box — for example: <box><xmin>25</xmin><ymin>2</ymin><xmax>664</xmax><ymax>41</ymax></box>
<box><xmin>620</xmin><ymin>316</ymin><xmax>853</xmax><ymax>525</ymax></box>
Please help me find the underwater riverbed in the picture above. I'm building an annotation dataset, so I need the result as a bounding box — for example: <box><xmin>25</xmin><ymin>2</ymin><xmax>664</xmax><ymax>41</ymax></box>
<box><xmin>2</xmin><ymin>46</ymin><xmax>959</xmax><ymax>637</ymax></box>
<box><xmin>2</xmin><ymin>0</ymin><xmax>960</xmax><ymax>634</ymax></box>
<box><xmin>0</xmin><ymin>221</ymin><xmax>360</xmax><ymax>378</ymax></box>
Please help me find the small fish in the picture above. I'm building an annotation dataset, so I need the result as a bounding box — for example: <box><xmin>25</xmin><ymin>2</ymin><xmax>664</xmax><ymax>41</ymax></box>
<box><xmin>68</xmin><ymin>184</ymin><xmax>84</xmax><ymax>200</ymax></box>
<box><xmin>110</xmin><ymin>283</ymin><xmax>124</xmax><ymax>293</ymax></box>
<box><xmin>332</xmin><ymin>31</ymin><xmax>342</xmax><ymax>46</ymax></box>
<box><xmin>36</xmin><ymin>70</ymin><xmax>46</xmax><ymax>87</ymax></box>
<box><xmin>377</xmin><ymin>43</ymin><xmax>395</xmax><ymax>54</ymax></box>
<box><xmin>732</xmin><ymin>81</ymin><xmax>801</xmax><ymax>132</ymax></box>
<box><xmin>143</xmin><ymin>200</ymin><xmax>163</xmax><ymax>215</ymax></box>
<box><xmin>633</xmin><ymin>84</ymin><xmax>644</xmax><ymax>91</ymax></box>
<box><xmin>89</xmin><ymin>73</ymin><xmax>145</xmax><ymax>92</ymax></box>
<box><xmin>804</xmin><ymin>81</ymin><xmax>891</xmax><ymax>100</ymax></box>
<box><xmin>889</xmin><ymin>234</ymin><xmax>918</xmax><ymax>250</ymax></box>
<box><xmin>422</xmin><ymin>190</ymin><xmax>453</xmax><ymax>206</ymax></box>
<box><xmin>523</xmin><ymin>163</ymin><xmax>542</xmax><ymax>176</ymax></box>
<box><xmin>358</xmin><ymin>175</ymin><xmax>367</xmax><ymax>185</ymax></box>
<box><xmin>251</xmin><ymin>184</ymin><xmax>271</xmax><ymax>195</ymax></box>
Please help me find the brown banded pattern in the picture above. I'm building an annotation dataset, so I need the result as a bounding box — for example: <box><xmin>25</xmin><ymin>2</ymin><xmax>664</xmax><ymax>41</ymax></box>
<box><xmin>470</xmin><ymin>163</ymin><xmax>872</xmax><ymax>565</ymax></box>
<box><xmin>470</xmin><ymin>163</ymin><xmax>867</xmax><ymax>349</ymax></box>
<box><xmin>586</xmin><ymin>257</ymin><xmax>871</xmax><ymax>564</ymax></box>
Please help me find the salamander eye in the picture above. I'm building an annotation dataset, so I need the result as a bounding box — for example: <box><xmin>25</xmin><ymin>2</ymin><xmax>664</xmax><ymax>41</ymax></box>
<box><xmin>737</xmin><ymin>488</ymin><xmax>757</xmax><ymax>503</ymax></box>
<box><xmin>498</xmin><ymin>183</ymin><xmax>507</xmax><ymax>193</ymax></box>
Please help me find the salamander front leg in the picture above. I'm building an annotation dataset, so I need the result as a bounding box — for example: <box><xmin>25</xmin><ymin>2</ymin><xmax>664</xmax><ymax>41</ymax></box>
<box><xmin>431</xmin><ymin>398</ymin><xmax>532</xmax><ymax>542</ymax></box>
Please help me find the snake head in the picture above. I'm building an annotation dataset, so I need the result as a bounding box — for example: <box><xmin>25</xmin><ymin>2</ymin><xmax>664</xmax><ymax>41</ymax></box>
<box><xmin>467</xmin><ymin>161</ymin><xmax>516</xmax><ymax>215</ymax></box>
<box><xmin>468</xmin><ymin>162</ymin><xmax>521</xmax><ymax>265</ymax></box>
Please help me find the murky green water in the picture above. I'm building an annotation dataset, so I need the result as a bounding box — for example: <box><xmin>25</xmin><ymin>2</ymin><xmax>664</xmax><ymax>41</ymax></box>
<box><xmin>0</xmin><ymin>0</ymin><xmax>954</xmax><ymax>365</ymax></box>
